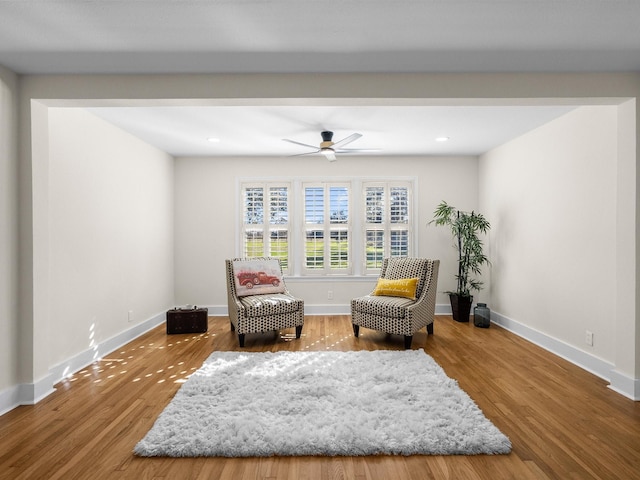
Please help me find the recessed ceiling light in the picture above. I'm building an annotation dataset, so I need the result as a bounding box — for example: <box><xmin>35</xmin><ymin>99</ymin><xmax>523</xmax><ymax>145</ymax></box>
<box><xmin>207</xmin><ymin>137</ymin><xmax>221</xmax><ymax>143</ymax></box>
<box><xmin>435</xmin><ymin>136</ymin><xmax>450</xmax><ymax>142</ymax></box>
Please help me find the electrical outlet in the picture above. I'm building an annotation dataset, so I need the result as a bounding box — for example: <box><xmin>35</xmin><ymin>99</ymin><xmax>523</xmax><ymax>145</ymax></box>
<box><xmin>128</xmin><ymin>310</ymin><xmax>134</xmax><ymax>323</ymax></box>
<box><xmin>327</xmin><ymin>290</ymin><xmax>333</xmax><ymax>300</ymax></box>
<box><xmin>585</xmin><ymin>330</ymin><xmax>593</xmax><ymax>346</ymax></box>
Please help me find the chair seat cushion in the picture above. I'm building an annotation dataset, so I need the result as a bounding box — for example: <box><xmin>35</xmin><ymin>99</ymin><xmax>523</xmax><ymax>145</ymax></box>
<box><xmin>352</xmin><ymin>294</ymin><xmax>415</xmax><ymax>318</ymax></box>
<box><xmin>239</xmin><ymin>293</ymin><xmax>302</xmax><ymax>317</ymax></box>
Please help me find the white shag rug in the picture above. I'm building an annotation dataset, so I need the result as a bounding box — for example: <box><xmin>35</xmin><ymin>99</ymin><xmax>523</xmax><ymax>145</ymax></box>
<box><xmin>134</xmin><ymin>350</ymin><xmax>511</xmax><ymax>457</ymax></box>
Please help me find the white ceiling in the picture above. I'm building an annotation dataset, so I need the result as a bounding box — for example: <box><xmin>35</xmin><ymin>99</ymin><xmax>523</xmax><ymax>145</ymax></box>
<box><xmin>87</xmin><ymin>104</ymin><xmax>577</xmax><ymax>157</ymax></box>
<box><xmin>3</xmin><ymin>1</ymin><xmax>633</xmax><ymax>157</ymax></box>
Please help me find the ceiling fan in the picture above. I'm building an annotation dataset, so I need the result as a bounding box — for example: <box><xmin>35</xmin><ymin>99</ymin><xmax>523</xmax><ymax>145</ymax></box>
<box><xmin>282</xmin><ymin>130</ymin><xmax>378</xmax><ymax>162</ymax></box>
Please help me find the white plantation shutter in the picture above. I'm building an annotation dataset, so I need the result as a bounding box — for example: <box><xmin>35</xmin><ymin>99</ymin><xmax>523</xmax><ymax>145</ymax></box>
<box><xmin>390</xmin><ymin>185</ymin><xmax>410</xmax><ymax>257</ymax></box>
<box><xmin>240</xmin><ymin>179</ymin><xmax>413</xmax><ymax>276</ymax></box>
<box><xmin>363</xmin><ymin>182</ymin><xmax>411</xmax><ymax>274</ymax></box>
<box><xmin>241</xmin><ymin>183</ymin><xmax>290</xmax><ymax>272</ymax></box>
<box><xmin>303</xmin><ymin>183</ymin><xmax>351</xmax><ymax>274</ymax></box>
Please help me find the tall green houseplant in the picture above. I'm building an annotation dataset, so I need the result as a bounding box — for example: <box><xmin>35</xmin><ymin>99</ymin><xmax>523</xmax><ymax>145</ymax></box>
<box><xmin>431</xmin><ymin>201</ymin><xmax>491</xmax><ymax>322</ymax></box>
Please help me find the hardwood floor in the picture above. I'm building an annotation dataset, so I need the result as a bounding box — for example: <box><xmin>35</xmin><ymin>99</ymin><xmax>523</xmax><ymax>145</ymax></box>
<box><xmin>1</xmin><ymin>315</ymin><xmax>639</xmax><ymax>480</ymax></box>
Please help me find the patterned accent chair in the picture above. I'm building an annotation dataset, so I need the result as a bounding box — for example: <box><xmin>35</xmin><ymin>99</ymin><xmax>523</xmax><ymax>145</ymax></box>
<box><xmin>351</xmin><ymin>257</ymin><xmax>440</xmax><ymax>349</ymax></box>
<box><xmin>225</xmin><ymin>257</ymin><xmax>304</xmax><ymax>347</ymax></box>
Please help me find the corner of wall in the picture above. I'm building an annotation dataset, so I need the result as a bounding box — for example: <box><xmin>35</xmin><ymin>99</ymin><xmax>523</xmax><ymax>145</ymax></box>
<box><xmin>0</xmin><ymin>64</ymin><xmax>21</xmax><ymax>398</ymax></box>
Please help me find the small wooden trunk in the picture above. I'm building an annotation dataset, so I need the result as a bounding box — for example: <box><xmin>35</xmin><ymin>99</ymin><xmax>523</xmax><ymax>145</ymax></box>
<box><xmin>166</xmin><ymin>307</ymin><xmax>208</xmax><ymax>334</ymax></box>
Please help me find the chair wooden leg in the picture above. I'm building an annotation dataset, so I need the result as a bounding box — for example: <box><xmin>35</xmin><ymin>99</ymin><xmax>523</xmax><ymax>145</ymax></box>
<box><xmin>238</xmin><ymin>334</ymin><xmax>245</xmax><ymax>348</ymax></box>
<box><xmin>353</xmin><ymin>324</ymin><xmax>359</xmax><ymax>337</ymax></box>
<box><xmin>230</xmin><ymin>320</ymin><xmax>235</xmax><ymax>332</ymax></box>
<box><xmin>427</xmin><ymin>323</ymin><xmax>434</xmax><ymax>335</ymax></box>
<box><xmin>295</xmin><ymin>325</ymin><xmax>302</xmax><ymax>338</ymax></box>
<box><xmin>404</xmin><ymin>335</ymin><xmax>413</xmax><ymax>349</ymax></box>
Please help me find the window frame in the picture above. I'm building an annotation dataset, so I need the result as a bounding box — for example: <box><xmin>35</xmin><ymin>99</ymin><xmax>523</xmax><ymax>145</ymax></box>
<box><xmin>302</xmin><ymin>181</ymin><xmax>352</xmax><ymax>276</ymax></box>
<box><xmin>362</xmin><ymin>181</ymin><xmax>413</xmax><ymax>275</ymax></box>
<box><xmin>238</xmin><ymin>177</ymin><xmax>416</xmax><ymax>277</ymax></box>
<box><xmin>240</xmin><ymin>182</ymin><xmax>292</xmax><ymax>273</ymax></box>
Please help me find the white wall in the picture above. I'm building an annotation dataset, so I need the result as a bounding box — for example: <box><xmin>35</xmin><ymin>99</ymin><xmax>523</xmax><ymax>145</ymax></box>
<box><xmin>480</xmin><ymin>106</ymin><xmax>618</xmax><ymax>365</ymax></box>
<box><xmin>0</xmin><ymin>66</ymin><xmax>19</xmax><ymax>394</ymax></box>
<box><xmin>174</xmin><ymin>155</ymin><xmax>478</xmax><ymax>311</ymax></box>
<box><xmin>47</xmin><ymin>109</ymin><xmax>175</xmax><ymax>367</ymax></box>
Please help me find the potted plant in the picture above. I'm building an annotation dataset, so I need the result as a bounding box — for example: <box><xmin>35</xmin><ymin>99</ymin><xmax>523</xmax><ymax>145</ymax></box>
<box><xmin>430</xmin><ymin>201</ymin><xmax>491</xmax><ymax>322</ymax></box>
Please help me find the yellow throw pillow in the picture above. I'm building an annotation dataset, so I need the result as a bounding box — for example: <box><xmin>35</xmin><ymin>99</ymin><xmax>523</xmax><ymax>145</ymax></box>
<box><xmin>372</xmin><ymin>277</ymin><xmax>419</xmax><ymax>300</ymax></box>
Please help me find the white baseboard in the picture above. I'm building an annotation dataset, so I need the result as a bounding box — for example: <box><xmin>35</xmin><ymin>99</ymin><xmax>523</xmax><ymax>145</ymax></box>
<box><xmin>0</xmin><ymin>311</ymin><xmax>166</xmax><ymax>416</ymax></box>
<box><xmin>435</xmin><ymin>303</ymin><xmax>452</xmax><ymax>315</ymax></box>
<box><xmin>305</xmin><ymin>304</ymin><xmax>351</xmax><ymax>315</ymax></box>
<box><xmin>491</xmin><ymin>310</ymin><xmax>638</xmax><ymax>401</ymax></box>
<box><xmin>608</xmin><ymin>369</ymin><xmax>640</xmax><ymax>401</ymax></box>
<box><xmin>205</xmin><ymin>305</ymin><xmax>227</xmax><ymax>316</ymax></box>
<box><xmin>0</xmin><ymin>386</ymin><xmax>20</xmax><ymax>417</ymax></box>
<box><xmin>0</xmin><ymin>381</ymin><xmax>57</xmax><ymax>417</ymax></box>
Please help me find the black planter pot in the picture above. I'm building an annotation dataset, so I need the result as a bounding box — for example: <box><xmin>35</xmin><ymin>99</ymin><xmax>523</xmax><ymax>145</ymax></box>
<box><xmin>449</xmin><ymin>293</ymin><xmax>473</xmax><ymax>322</ymax></box>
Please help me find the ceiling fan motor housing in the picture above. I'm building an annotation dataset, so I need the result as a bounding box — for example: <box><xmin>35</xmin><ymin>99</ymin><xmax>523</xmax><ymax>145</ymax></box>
<box><xmin>321</xmin><ymin>131</ymin><xmax>334</xmax><ymax>142</ymax></box>
<box><xmin>320</xmin><ymin>130</ymin><xmax>334</xmax><ymax>149</ymax></box>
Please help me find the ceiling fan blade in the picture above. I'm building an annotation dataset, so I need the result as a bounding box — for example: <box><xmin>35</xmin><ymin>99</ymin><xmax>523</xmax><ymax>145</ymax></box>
<box><xmin>288</xmin><ymin>150</ymin><xmax>320</xmax><ymax>157</ymax></box>
<box><xmin>282</xmin><ymin>138</ymin><xmax>319</xmax><ymax>150</ymax></box>
<box><xmin>331</xmin><ymin>133</ymin><xmax>362</xmax><ymax>148</ymax></box>
<box><xmin>335</xmin><ymin>148</ymin><xmax>381</xmax><ymax>153</ymax></box>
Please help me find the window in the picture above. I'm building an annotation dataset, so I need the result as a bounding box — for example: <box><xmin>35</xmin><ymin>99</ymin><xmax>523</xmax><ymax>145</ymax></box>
<box><xmin>303</xmin><ymin>183</ymin><xmax>350</xmax><ymax>274</ymax></box>
<box><xmin>240</xmin><ymin>178</ymin><xmax>413</xmax><ymax>276</ymax></box>
<box><xmin>363</xmin><ymin>183</ymin><xmax>411</xmax><ymax>273</ymax></box>
<box><xmin>241</xmin><ymin>184</ymin><xmax>290</xmax><ymax>271</ymax></box>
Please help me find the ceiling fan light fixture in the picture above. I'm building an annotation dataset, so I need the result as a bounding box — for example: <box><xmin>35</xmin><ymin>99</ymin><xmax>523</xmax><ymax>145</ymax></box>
<box><xmin>321</xmin><ymin>147</ymin><xmax>337</xmax><ymax>161</ymax></box>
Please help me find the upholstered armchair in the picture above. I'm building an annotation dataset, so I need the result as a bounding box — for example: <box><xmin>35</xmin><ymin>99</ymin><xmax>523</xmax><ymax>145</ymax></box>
<box><xmin>225</xmin><ymin>257</ymin><xmax>304</xmax><ymax>347</ymax></box>
<box><xmin>351</xmin><ymin>257</ymin><xmax>439</xmax><ymax>349</ymax></box>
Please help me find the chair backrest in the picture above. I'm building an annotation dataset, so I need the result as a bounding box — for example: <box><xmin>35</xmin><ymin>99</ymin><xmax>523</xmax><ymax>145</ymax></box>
<box><xmin>380</xmin><ymin>257</ymin><xmax>437</xmax><ymax>300</ymax></box>
<box><xmin>225</xmin><ymin>259</ymin><xmax>239</xmax><ymax>299</ymax></box>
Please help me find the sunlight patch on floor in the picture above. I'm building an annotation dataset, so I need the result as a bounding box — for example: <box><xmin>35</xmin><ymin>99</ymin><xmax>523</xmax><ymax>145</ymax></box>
<box><xmin>59</xmin><ymin>331</ymin><xmax>210</xmax><ymax>387</ymax></box>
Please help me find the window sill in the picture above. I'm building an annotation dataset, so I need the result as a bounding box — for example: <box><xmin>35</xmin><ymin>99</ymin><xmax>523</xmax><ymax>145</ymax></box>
<box><xmin>284</xmin><ymin>275</ymin><xmax>378</xmax><ymax>282</ymax></box>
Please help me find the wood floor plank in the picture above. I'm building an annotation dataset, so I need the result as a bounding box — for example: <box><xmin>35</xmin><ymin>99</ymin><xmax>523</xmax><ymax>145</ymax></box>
<box><xmin>1</xmin><ymin>314</ymin><xmax>639</xmax><ymax>480</ymax></box>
